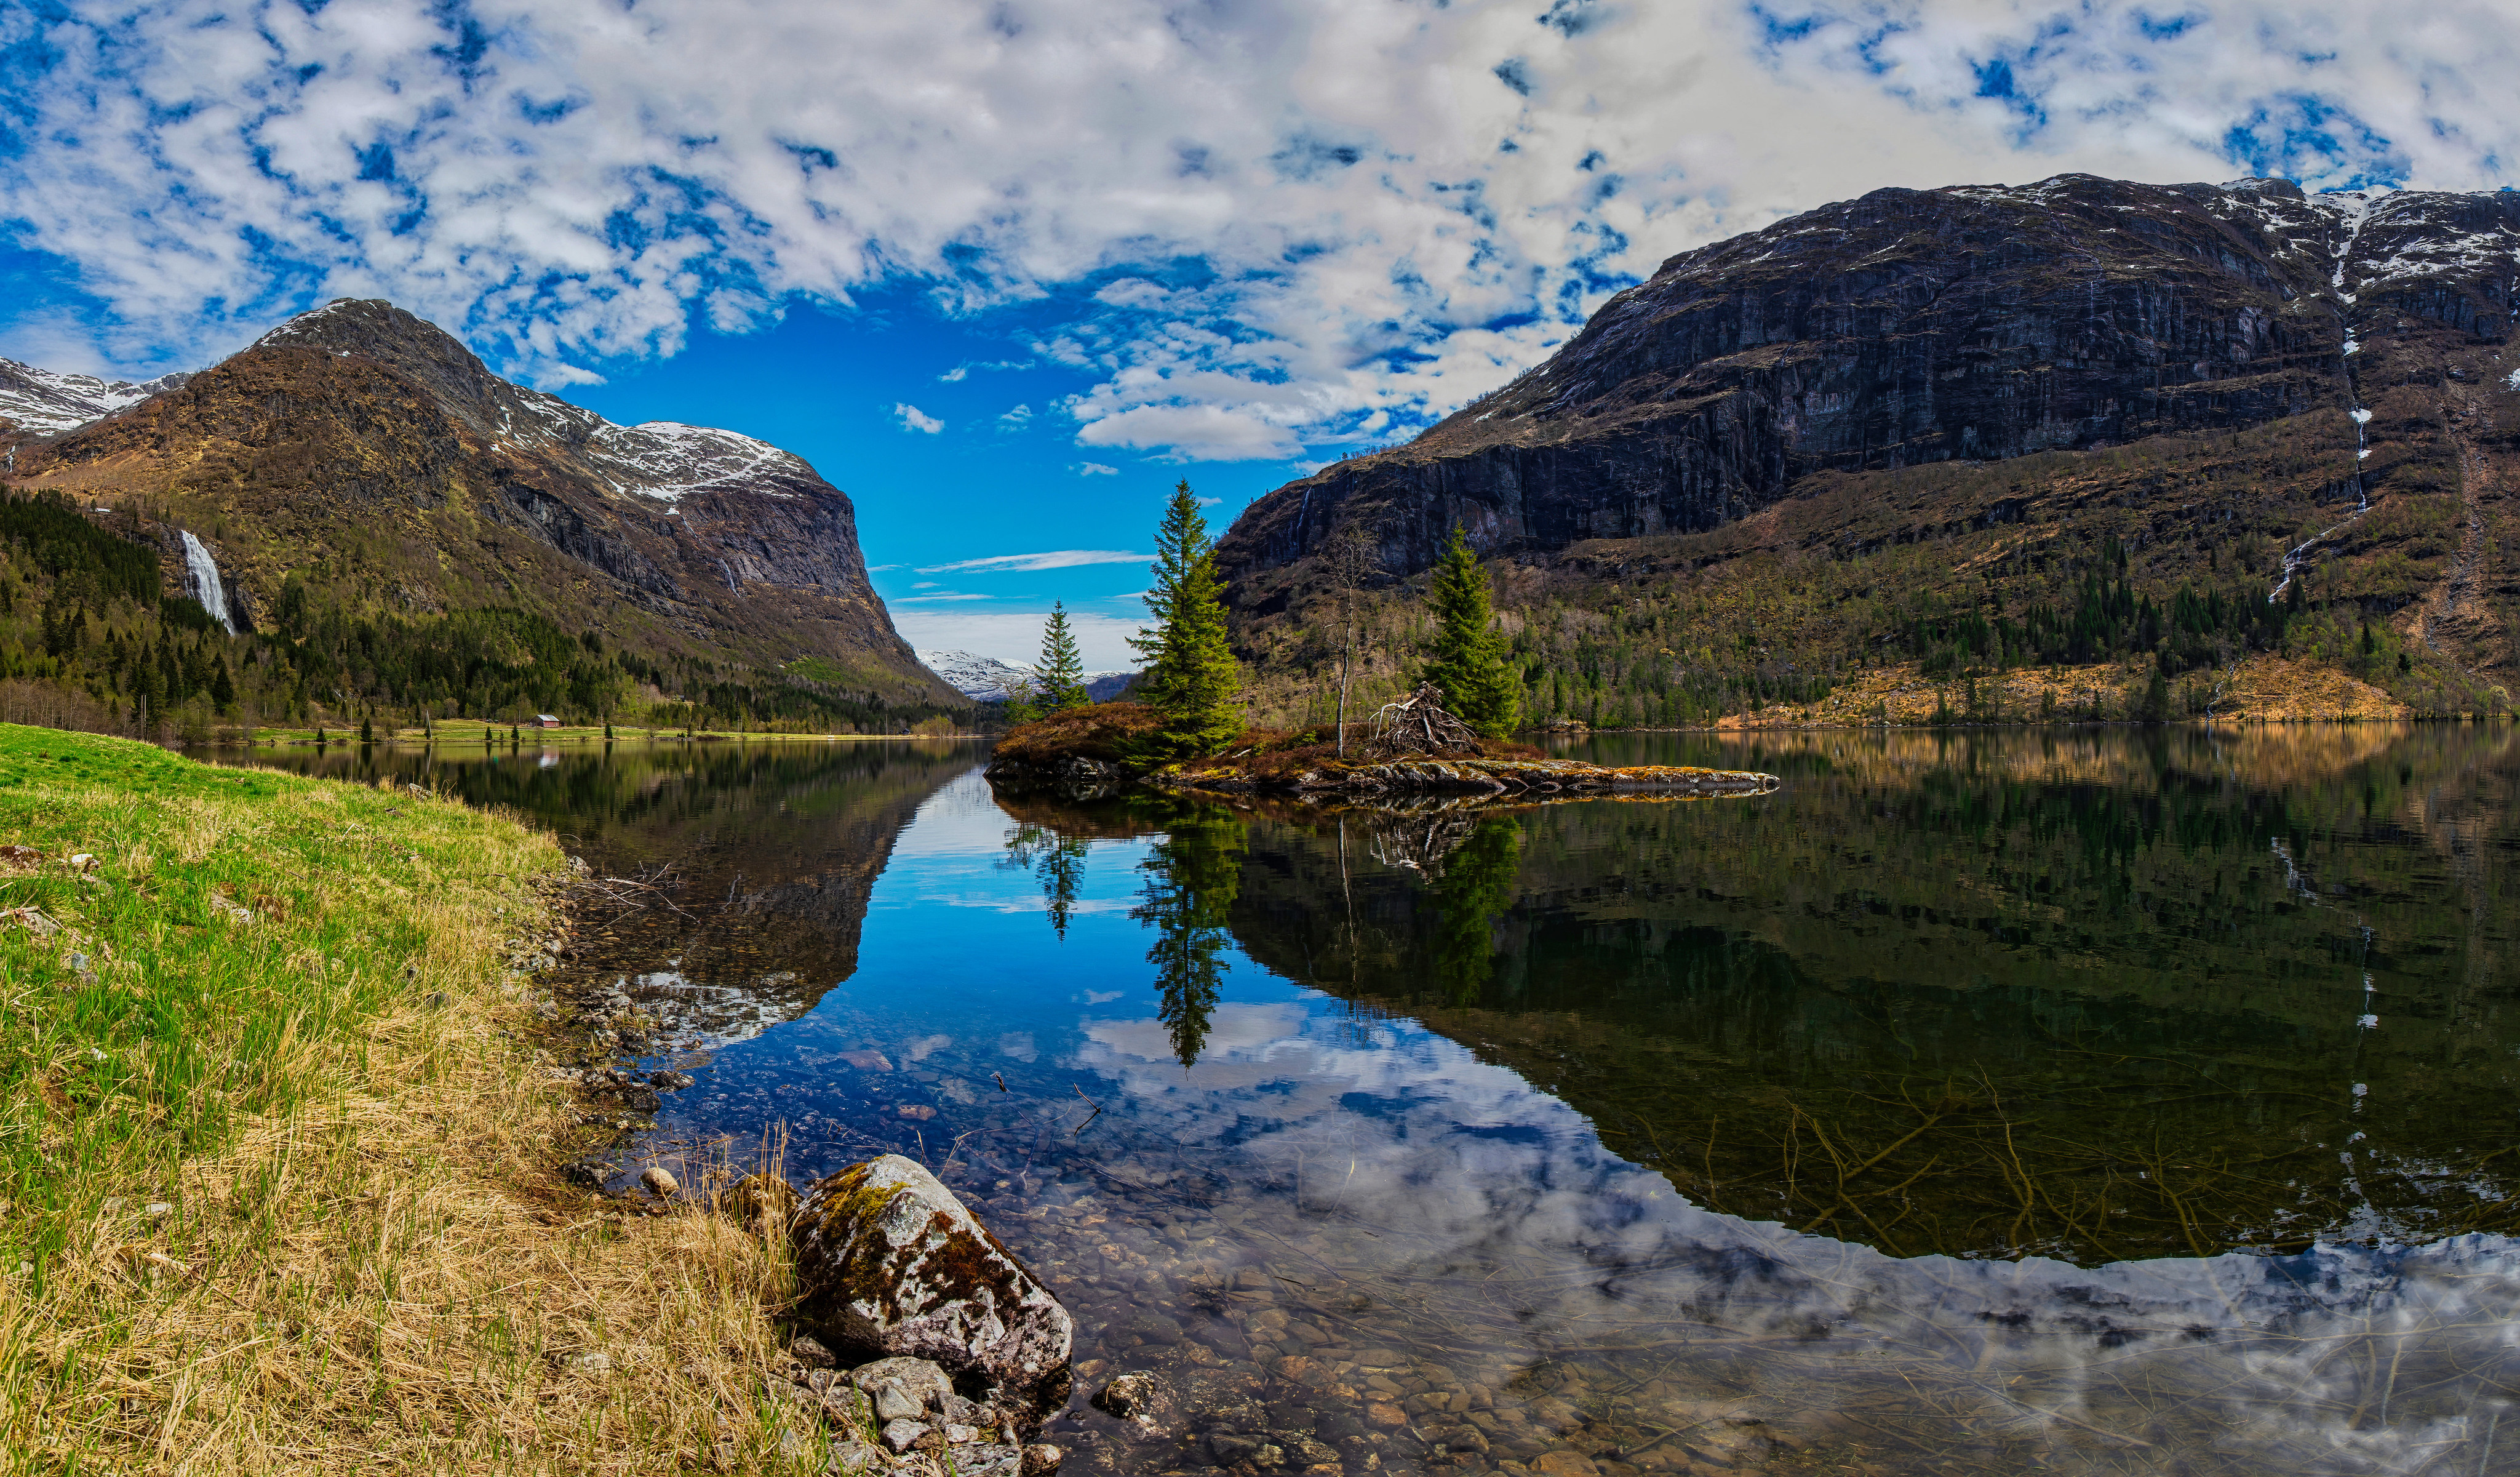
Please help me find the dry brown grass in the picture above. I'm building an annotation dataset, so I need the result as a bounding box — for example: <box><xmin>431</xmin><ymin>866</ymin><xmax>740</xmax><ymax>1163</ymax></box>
<box><xmin>0</xmin><ymin>726</ymin><xmax>821</xmax><ymax>1475</ymax></box>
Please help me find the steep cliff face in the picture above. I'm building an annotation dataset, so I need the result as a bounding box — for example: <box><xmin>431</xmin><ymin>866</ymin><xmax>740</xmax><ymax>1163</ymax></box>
<box><xmin>6</xmin><ymin>300</ymin><xmax>955</xmax><ymax>703</ymax></box>
<box><xmin>1218</xmin><ymin>173</ymin><xmax>2520</xmax><ymax>705</ymax></box>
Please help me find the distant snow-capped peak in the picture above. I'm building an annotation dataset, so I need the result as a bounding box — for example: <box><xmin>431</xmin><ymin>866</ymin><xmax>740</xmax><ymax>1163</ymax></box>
<box><xmin>917</xmin><ymin>649</ymin><xmax>1133</xmax><ymax>702</ymax></box>
<box><xmin>919</xmin><ymin>650</ymin><xmax>1043</xmax><ymax>700</ymax></box>
<box><xmin>0</xmin><ymin>358</ymin><xmax>193</xmax><ymax>436</ymax></box>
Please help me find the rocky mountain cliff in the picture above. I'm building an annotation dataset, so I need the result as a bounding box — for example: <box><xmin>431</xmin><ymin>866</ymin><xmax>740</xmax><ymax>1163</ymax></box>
<box><xmin>2</xmin><ymin>299</ymin><xmax>956</xmax><ymax>705</ymax></box>
<box><xmin>1219</xmin><ymin>174</ymin><xmax>2520</xmax><ymax>720</ymax></box>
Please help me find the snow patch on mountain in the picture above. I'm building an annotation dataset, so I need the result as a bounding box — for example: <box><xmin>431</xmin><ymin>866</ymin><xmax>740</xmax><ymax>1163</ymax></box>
<box><xmin>252</xmin><ymin>298</ymin><xmax>359</xmax><ymax>348</ymax></box>
<box><xmin>588</xmin><ymin>421</ymin><xmax>809</xmax><ymax>506</ymax></box>
<box><xmin>919</xmin><ymin>650</ymin><xmax>1043</xmax><ymax>700</ymax></box>
<box><xmin>0</xmin><ymin>358</ymin><xmax>192</xmax><ymax>436</ymax></box>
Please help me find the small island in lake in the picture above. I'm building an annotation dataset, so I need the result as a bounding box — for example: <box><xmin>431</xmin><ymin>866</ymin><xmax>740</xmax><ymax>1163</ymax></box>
<box><xmin>984</xmin><ymin>687</ymin><xmax>1779</xmax><ymax>804</ymax></box>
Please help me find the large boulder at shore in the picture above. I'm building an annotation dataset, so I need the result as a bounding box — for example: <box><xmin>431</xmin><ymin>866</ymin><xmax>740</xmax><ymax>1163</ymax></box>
<box><xmin>794</xmin><ymin>1155</ymin><xmax>1073</xmax><ymax>1385</ymax></box>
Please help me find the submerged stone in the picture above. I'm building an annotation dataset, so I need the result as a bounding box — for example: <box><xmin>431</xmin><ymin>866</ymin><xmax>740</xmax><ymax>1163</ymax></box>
<box><xmin>719</xmin><ymin>1172</ymin><xmax>800</xmax><ymax>1231</ymax></box>
<box><xmin>794</xmin><ymin>1155</ymin><xmax>1074</xmax><ymax>1386</ymax></box>
<box><xmin>1088</xmin><ymin>1371</ymin><xmax>1180</xmax><ymax>1443</ymax></box>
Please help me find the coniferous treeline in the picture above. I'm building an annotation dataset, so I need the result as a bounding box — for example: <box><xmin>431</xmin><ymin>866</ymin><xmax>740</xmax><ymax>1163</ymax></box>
<box><xmin>0</xmin><ymin>489</ymin><xmax>961</xmax><ymax>739</ymax></box>
<box><xmin>1246</xmin><ymin>514</ymin><xmax>2494</xmax><ymax>730</ymax></box>
<box><xmin>1906</xmin><ymin>540</ymin><xmax>2294</xmax><ymax>678</ymax></box>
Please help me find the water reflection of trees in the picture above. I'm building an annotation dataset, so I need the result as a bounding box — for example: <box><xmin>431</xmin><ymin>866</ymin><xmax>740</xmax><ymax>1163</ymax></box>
<box><xmin>1130</xmin><ymin>814</ymin><xmax>1245</xmax><ymax>1068</ymax></box>
<box><xmin>1000</xmin><ymin>823</ymin><xmax>1090</xmax><ymax>939</ymax></box>
<box><xmin>1425</xmin><ymin>817</ymin><xmax>1521</xmax><ymax>1006</ymax></box>
<box><xmin>1211</xmin><ymin>724</ymin><xmax>2520</xmax><ymax>1262</ymax></box>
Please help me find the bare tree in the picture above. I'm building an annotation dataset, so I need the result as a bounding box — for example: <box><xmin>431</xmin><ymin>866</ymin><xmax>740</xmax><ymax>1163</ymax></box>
<box><xmin>1323</xmin><ymin>524</ymin><xmax>1379</xmax><ymax>758</ymax></box>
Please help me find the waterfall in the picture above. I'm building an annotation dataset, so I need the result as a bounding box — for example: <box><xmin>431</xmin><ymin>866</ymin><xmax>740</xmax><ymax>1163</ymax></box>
<box><xmin>180</xmin><ymin>530</ymin><xmax>236</xmax><ymax>634</ymax></box>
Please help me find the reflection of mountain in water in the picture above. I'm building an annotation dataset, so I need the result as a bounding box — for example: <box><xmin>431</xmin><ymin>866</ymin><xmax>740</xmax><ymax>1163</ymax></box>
<box><xmin>1007</xmin><ymin>725</ymin><xmax>2520</xmax><ymax>1265</ymax></box>
<box><xmin>247</xmin><ymin>740</ymin><xmax>983</xmax><ymax>1045</ymax></box>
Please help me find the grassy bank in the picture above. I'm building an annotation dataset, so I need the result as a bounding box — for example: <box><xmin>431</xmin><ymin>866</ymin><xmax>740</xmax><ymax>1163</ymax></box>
<box><xmin>0</xmin><ymin>726</ymin><xmax>816</xmax><ymax>1475</ymax></box>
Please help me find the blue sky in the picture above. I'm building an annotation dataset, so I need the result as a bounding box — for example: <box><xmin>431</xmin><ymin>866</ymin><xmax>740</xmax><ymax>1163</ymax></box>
<box><xmin>5</xmin><ymin>0</ymin><xmax>2515</xmax><ymax>666</ymax></box>
<box><xmin>559</xmin><ymin>286</ymin><xmax>1302</xmax><ymax>669</ymax></box>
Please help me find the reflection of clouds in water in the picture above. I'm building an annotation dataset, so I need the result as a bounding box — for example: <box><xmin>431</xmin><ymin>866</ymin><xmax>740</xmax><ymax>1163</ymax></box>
<box><xmin>995</xmin><ymin>1032</ymin><xmax>1037</xmax><ymax>1063</ymax></box>
<box><xmin>914</xmin><ymin>892</ymin><xmax>1137</xmax><ymax>914</ymax></box>
<box><xmin>891</xmin><ymin>772</ymin><xmax>1155</xmax><ymax>876</ymax></box>
<box><xmin>890</xmin><ymin>772</ymin><xmax>1035</xmax><ymax>860</ymax></box>
<box><xmin>1080</xmin><ymin>990</ymin><xmax>1126</xmax><ymax>1005</ymax></box>
<box><xmin>1074</xmin><ymin>1005</ymin><xmax>2518</xmax><ymax>1473</ymax></box>
<box><xmin>1083</xmin><ymin>1001</ymin><xmax>1312</xmax><ymax>1069</ymax></box>
<box><xmin>901</xmin><ymin>1033</ymin><xmax>953</xmax><ymax>1063</ymax></box>
<box><xmin>614</xmin><ymin>967</ymin><xmax>818</xmax><ymax>1050</ymax></box>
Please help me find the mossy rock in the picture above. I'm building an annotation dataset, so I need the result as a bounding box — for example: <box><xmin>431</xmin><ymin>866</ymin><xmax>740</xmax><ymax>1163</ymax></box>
<box><xmin>793</xmin><ymin>1155</ymin><xmax>1072</xmax><ymax>1387</ymax></box>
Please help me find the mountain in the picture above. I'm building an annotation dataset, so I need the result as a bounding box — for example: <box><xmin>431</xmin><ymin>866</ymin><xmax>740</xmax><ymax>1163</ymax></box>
<box><xmin>920</xmin><ymin>649</ymin><xmax>1042</xmax><ymax>701</ymax></box>
<box><xmin>4</xmin><ymin>298</ymin><xmax>957</xmax><ymax>707</ymax></box>
<box><xmin>919</xmin><ymin>649</ymin><xmax>1138</xmax><ymax>703</ymax></box>
<box><xmin>0</xmin><ymin>359</ymin><xmax>193</xmax><ymax>439</ymax></box>
<box><xmin>1218</xmin><ymin>175</ymin><xmax>2520</xmax><ymax>724</ymax></box>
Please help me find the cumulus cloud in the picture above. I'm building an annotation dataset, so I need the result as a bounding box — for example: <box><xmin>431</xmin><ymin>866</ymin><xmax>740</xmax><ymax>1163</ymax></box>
<box><xmin>1076</xmin><ymin>463</ymin><xmax>1119</xmax><ymax>476</ymax></box>
<box><xmin>893</xmin><ymin>402</ymin><xmax>945</xmax><ymax>433</ymax></box>
<box><xmin>4</xmin><ymin>0</ymin><xmax>2515</xmax><ymax>449</ymax></box>
<box><xmin>999</xmin><ymin>404</ymin><xmax>1033</xmax><ymax>430</ymax></box>
<box><xmin>917</xmin><ymin>550</ymin><xmax>1147</xmax><ymax>574</ymax></box>
<box><xmin>888</xmin><ymin>608</ymin><xmax>1144</xmax><ymax>669</ymax></box>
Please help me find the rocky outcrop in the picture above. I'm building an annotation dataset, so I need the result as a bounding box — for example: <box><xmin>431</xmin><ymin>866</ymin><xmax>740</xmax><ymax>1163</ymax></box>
<box><xmin>1217</xmin><ymin>175</ymin><xmax>2520</xmax><ymax>609</ymax></box>
<box><xmin>5</xmin><ymin>299</ymin><xmax>957</xmax><ymax>703</ymax></box>
<box><xmin>792</xmin><ymin>1155</ymin><xmax>1074</xmax><ymax>1388</ymax></box>
<box><xmin>979</xmin><ymin>754</ymin><xmax>1134</xmax><ymax>802</ymax></box>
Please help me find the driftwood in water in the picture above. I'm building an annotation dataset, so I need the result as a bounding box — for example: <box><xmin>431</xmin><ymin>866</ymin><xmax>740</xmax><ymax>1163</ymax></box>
<box><xmin>1369</xmin><ymin>683</ymin><xmax>1481</xmax><ymax>757</ymax></box>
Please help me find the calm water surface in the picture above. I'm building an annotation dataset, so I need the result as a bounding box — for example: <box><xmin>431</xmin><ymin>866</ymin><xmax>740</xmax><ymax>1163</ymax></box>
<box><xmin>234</xmin><ymin>726</ymin><xmax>2520</xmax><ymax>1476</ymax></box>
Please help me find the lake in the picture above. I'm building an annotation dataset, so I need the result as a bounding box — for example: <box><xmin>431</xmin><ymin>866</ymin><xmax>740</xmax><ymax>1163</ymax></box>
<box><xmin>232</xmin><ymin>724</ymin><xmax>2520</xmax><ymax>1476</ymax></box>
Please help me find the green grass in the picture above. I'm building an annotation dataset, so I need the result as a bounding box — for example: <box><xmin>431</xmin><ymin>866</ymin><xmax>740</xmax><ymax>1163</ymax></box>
<box><xmin>0</xmin><ymin>726</ymin><xmax>820</xmax><ymax>1474</ymax></box>
<box><xmin>780</xmin><ymin>656</ymin><xmax>856</xmax><ymax>685</ymax></box>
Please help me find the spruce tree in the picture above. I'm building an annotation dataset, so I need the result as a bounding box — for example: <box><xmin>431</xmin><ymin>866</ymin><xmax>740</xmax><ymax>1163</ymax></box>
<box><xmin>1035</xmin><ymin>601</ymin><xmax>1090</xmax><ymax>711</ymax></box>
<box><xmin>1422</xmin><ymin>526</ymin><xmax>1520</xmax><ymax>738</ymax></box>
<box><xmin>1129</xmin><ymin>481</ymin><xmax>1242</xmax><ymax>753</ymax></box>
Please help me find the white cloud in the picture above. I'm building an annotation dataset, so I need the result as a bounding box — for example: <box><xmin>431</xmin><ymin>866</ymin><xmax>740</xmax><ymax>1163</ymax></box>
<box><xmin>893</xmin><ymin>402</ymin><xmax>945</xmax><ymax>434</ymax></box>
<box><xmin>1075</xmin><ymin>401</ymin><xmax>1308</xmax><ymax>462</ymax></box>
<box><xmin>938</xmin><ymin>366</ymin><xmax>970</xmax><ymax>382</ymax></box>
<box><xmin>1093</xmin><ymin>278</ymin><xmax>1173</xmax><ymax>310</ymax></box>
<box><xmin>5</xmin><ymin>0</ymin><xmax>2516</xmax><ymax>452</ymax></box>
<box><xmin>888</xmin><ymin>608</ymin><xmax>1144</xmax><ymax>669</ymax></box>
<box><xmin>999</xmin><ymin>403</ymin><xmax>1033</xmax><ymax>430</ymax></box>
<box><xmin>893</xmin><ymin>591</ymin><xmax>997</xmax><ymax>602</ymax></box>
<box><xmin>917</xmin><ymin>550</ymin><xmax>1147</xmax><ymax>575</ymax></box>
<box><xmin>1076</xmin><ymin>462</ymin><xmax>1119</xmax><ymax>476</ymax></box>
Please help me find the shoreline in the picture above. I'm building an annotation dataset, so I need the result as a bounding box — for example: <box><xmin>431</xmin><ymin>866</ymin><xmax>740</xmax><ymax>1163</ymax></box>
<box><xmin>0</xmin><ymin>725</ymin><xmax>823</xmax><ymax>1472</ymax></box>
<box><xmin>213</xmin><ymin>725</ymin><xmax>1001</xmax><ymax>748</ymax></box>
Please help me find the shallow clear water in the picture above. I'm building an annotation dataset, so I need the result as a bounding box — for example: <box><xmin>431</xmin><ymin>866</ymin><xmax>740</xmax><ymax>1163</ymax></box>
<box><xmin>231</xmin><ymin>726</ymin><xmax>2520</xmax><ymax>1475</ymax></box>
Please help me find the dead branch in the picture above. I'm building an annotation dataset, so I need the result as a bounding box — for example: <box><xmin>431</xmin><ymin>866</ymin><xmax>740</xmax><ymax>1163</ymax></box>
<box><xmin>1366</xmin><ymin>682</ymin><xmax>1481</xmax><ymax>758</ymax></box>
